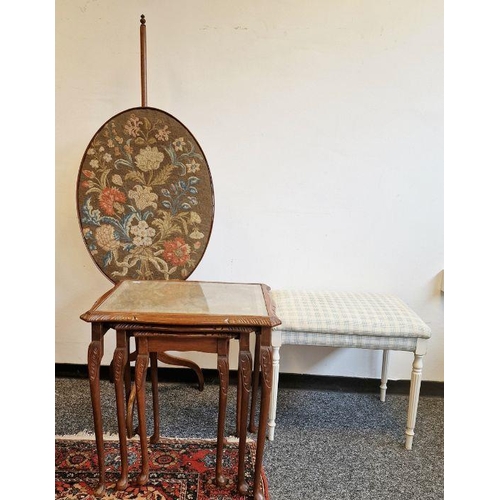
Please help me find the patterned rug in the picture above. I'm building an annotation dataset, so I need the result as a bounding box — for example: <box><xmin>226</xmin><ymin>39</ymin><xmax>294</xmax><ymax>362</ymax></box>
<box><xmin>55</xmin><ymin>437</ymin><xmax>269</xmax><ymax>499</ymax></box>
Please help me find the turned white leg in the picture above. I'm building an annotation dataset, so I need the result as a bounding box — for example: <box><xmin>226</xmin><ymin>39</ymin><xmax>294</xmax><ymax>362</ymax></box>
<box><xmin>405</xmin><ymin>351</ymin><xmax>425</xmax><ymax>450</ymax></box>
<box><xmin>380</xmin><ymin>350</ymin><xmax>389</xmax><ymax>402</ymax></box>
<box><xmin>267</xmin><ymin>331</ymin><xmax>282</xmax><ymax>441</ymax></box>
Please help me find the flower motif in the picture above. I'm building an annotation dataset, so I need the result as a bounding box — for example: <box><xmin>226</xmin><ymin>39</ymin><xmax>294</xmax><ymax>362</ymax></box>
<box><xmin>90</xmin><ymin>159</ymin><xmax>99</xmax><ymax>169</ymax></box>
<box><xmin>115</xmin><ymin>136</ymin><xmax>123</xmax><ymax>144</ymax></box>
<box><xmin>124</xmin><ymin>114</ymin><xmax>143</xmax><ymax>137</ymax></box>
<box><xmin>189</xmin><ymin>229</ymin><xmax>204</xmax><ymax>240</ymax></box>
<box><xmin>87</xmin><ymin>148</ymin><xmax>95</xmax><ymax>156</ymax></box>
<box><xmin>103</xmin><ymin>153</ymin><xmax>112</xmax><ymax>162</ymax></box>
<box><xmin>190</xmin><ymin>212</ymin><xmax>201</xmax><ymax>224</ymax></box>
<box><xmin>130</xmin><ymin>220</ymin><xmax>156</xmax><ymax>247</ymax></box>
<box><xmin>95</xmin><ymin>224</ymin><xmax>120</xmax><ymax>251</ymax></box>
<box><xmin>99</xmin><ymin>187</ymin><xmax>126</xmax><ymax>215</ymax></box>
<box><xmin>155</xmin><ymin>125</ymin><xmax>170</xmax><ymax>142</ymax></box>
<box><xmin>107</xmin><ymin>139</ymin><xmax>114</xmax><ymax>148</ymax></box>
<box><xmin>173</xmin><ymin>137</ymin><xmax>186</xmax><ymax>151</ymax></box>
<box><xmin>163</xmin><ymin>237</ymin><xmax>191</xmax><ymax>266</ymax></box>
<box><xmin>83</xmin><ymin>170</ymin><xmax>95</xmax><ymax>179</ymax></box>
<box><xmin>128</xmin><ymin>185</ymin><xmax>158</xmax><ymax>210</ymax></box>
<box><xmin>186</xmin><ymin>159</ymin><xmax>200</xmax><ymax>173</ymax></box>
<box><xmin>112</xmin><ymin>174</ymin><xmax>123</xmax><ymax>186</ymax></box>
<box><xmin>135</xmin><ymin>146</ymin><xmax>164</xmax><ymax>172</ymax></box>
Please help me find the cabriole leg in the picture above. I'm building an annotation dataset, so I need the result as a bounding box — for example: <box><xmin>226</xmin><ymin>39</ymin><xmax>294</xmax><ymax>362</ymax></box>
<box><xmin>216</xmin><ymin>339</ymin><xmax>229</xmax><ymax>487</ymax></box>
<box><xmin>113</xmin><ymin>330</ymin><xmax>129</xmax><ymax>490</ymax></box>
<box><xmin>237</xmin><ymin>333</ymin><xmax>252</xmax><ymax>495</ymax></box>
<box><xmin>150</xmin><ymin>352</ymin><xmax>160</xmax><ymax>443</ymax></box>
<box><xmin>253</xmin><ymin>339</ymin><xmax>273</xmax><ymax>500</ymax></box>
<box><xmin>135</xmin><ymin>346</ymin><xmax>150</xmax><ymax>485</ymax></box>
<box><xmin>88</xmin><ymin>325</ymin><xmax>106</xmax><ymax>497</ymax></box>
<box><xmin>248</xmin><ymin>333</ymin><xmax>260</xmax><ymax>433</ymax></box>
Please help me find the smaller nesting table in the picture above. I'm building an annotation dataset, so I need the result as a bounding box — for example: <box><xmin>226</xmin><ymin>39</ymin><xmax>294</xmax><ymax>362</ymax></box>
<box><xmin>80</xmin><ymin>279</ymin><xmax>281</xmax><ymax>500</ymax></box>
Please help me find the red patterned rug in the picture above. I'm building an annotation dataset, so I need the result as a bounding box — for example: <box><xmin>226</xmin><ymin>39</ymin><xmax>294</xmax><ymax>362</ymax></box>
<box><xmin>55</xmin><ymin>437</ymin><xmax>269</xmax><ymax>499</ymax></box>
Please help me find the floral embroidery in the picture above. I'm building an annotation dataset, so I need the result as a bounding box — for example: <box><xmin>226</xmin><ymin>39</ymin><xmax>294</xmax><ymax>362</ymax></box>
<box><xmin>112</xmin><ymin>174</ymin><xmax>123</xmax><ymax>186</ymax></box>
<box><xmin>186</xmin><ymin>159</ymin><xmax>200</xmax><ymax>173</ymax></box>
<box><xmin>128</xmin><ymin>185</ymin><xmax>158</xmax><ymax>210</ymax></box>
<box><xmin>130</xmin><ymin>220</ymin><xmax>156</xmax><ymax>247</ymax></box>
<box><xmin>173</xmin><ymin>137</ymin><xmax>186</xmax><ymax>151</ymax></box>
<box><xmin>124</xmin><ymin>114</ymin><xmax>143</xmax><ymax>137</ymax></box>
<box><xmin>155</xmin><ymin>125</ymin><xmax>170</xmax><ymax>142</ymax></box>
<box><xmin>163</xmin><ymin>237</ymin><xmax>191</xmax><ymax>266</ymax></box>
<box><xmin>99</xmin><ymin>187</ymin><xmax>126</xmax><ymax>215</ymax></box>
<box><xmin>135</xmin><ymin>146</ymin><xmax>164</xmax><ymax>172</ymax></box>
<box><xmin>189</xmin><ymin>229</ymin><xmax>204</xmax><ymax>240</ymax></box>
<box><xmin>95</xmin><ymin>224</ymin><xmax>121</xmax><ymax>251</ymax></box>
<box><xmin>78</xmin><ymin>108</ymin><xmax>213</xmax><ymax>281</ymax></box>
<box><xmin>190</xmin><ymin>212</ymin><xmax>201</xmax><ymax>224</ymax></box>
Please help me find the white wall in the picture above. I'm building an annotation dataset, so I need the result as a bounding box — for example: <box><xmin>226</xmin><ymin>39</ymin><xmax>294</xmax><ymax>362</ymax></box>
<box><xmin>56</xmin><ymin>0</ymin><xmax>443</xmax><ymax>381</ymax></box>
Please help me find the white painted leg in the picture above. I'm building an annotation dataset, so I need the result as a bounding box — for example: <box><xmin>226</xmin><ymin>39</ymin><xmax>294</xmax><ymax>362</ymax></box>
<box><xmin>405</xmin><ymin>352</ymin><xmax>424</xmax><ymax>450</ymax></box>
<box><xmin>267</xmin><ymin>345</ymin><xmax>281</xmax><ymax>441</ymax></box>
<box><xmin>267</xmin><ymin>330</ymin><xmax>282</xmax><ymax>441</ymax></box>
<box><xmin>380</xmin><ymin>350</ymin><xmax>389</xmax><ymax>402</ymax></box>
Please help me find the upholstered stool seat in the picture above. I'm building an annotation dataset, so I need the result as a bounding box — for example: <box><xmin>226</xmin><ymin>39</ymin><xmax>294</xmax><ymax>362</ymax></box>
<box><xmin>268</xmin><ymin>290</ymin><xmax>431</xmax><ymax>450</ymax></box>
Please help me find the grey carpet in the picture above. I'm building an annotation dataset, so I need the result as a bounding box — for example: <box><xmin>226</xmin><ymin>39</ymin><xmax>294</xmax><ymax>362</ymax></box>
<box><xmin>55</xmin><ymin>377</ymin><xmax>443</xmax><ymax>499</ymax></box>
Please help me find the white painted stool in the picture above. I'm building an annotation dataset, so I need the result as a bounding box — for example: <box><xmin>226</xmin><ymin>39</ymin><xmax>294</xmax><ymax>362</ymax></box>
<box><xmin>268</xmin><ymin>290</ymin><xmax>431</xmax><ymax>450</ymax></box>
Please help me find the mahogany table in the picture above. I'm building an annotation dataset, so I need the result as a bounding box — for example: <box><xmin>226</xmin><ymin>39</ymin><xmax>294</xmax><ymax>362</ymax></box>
<box><xmin>80</xmin><ymin>279</ymin><xmax>280</xmax><ymax>500</ymax></box>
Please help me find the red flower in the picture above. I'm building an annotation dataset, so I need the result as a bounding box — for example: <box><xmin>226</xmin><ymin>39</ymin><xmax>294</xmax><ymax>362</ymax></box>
<box><xmin>99</xmin><ymin>187</ymin><xmax>126</xmax><ymax>215</ymax></box>
<box><xmin>163</xmin><ymin>237</ymin><xmax>191</xmax><ymax>266</ymax></box>
<box><xmin>82</xmin><ymin>169</ymin><xmax>95</xmax><ymax>178</ymax></box>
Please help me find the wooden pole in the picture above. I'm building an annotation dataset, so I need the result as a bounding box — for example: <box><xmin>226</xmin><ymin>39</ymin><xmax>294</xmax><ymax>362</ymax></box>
<box><xmin>140</xmin><ymin>14</ymin><xmax>147</xmax><ymax>107</ymax></box>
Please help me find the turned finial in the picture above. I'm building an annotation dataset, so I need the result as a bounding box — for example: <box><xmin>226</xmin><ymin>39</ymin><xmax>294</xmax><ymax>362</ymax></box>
<box><xmin>140</xmin><ymin>14</ymin><xmax>146</xmax><ymax>25</ymax></box>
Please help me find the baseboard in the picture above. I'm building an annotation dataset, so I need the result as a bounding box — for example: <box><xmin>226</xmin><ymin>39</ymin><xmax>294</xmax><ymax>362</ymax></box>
<box><xmin>55</xmin><ymin>363</ymin><xmax>443</xmax><ymax>397</ymax></box>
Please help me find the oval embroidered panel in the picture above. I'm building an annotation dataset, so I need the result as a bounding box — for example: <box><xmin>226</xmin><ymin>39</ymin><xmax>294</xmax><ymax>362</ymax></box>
<box><xmin>77</xmin><ymin>107</ymin><xmax>214</xmax><ymax>282</ymax></box>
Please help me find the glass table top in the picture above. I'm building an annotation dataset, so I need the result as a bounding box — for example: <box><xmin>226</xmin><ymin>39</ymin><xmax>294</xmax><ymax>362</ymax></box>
<box><xmin>95</xmin><ymin>280</ymin><xmax>269</xmax><ymax>317</ymax></box>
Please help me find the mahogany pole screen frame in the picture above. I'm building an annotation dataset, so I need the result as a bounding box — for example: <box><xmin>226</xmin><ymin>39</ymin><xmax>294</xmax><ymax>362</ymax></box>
<box><xmin>76</xmin><ymin>15</ymin><xmax>215</xmax><ymax>283</ymax></box>
<box><xmin>140</xmin><ymin>14</ymin><xmax>147</xmax><ymax>107</ymax></box>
